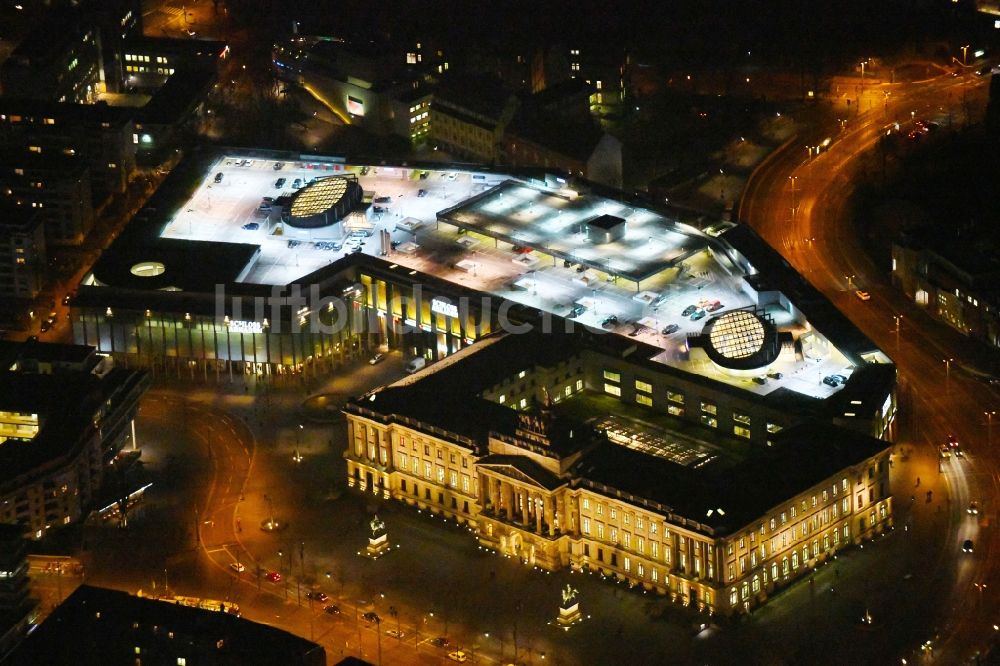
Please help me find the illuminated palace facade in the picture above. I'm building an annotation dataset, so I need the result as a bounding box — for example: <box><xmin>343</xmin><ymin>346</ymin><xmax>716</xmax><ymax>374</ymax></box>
<box><xmin>345</xmin><ymin>329</ymin><xmax>893</xmax><ymax>615</ymax></box>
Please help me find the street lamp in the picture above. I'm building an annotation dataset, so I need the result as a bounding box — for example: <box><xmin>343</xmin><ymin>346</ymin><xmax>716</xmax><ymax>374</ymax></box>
<box><xmin>943</xmin><ymin>358</ymin><xmax>954</xmax><ymax>392</ymax></box>
<box><xmin>961</xmin><ymin>44</ymin><xmax>970</xmax><ymax>66</ymax></box>
<box><xmin>986</xmin><ymin>410</ymin><xmax>996</xmax><ymax>447</ymax></box>
<box><xmin>859</xmin><ymin>59</ymin><xmax>869</xmax><ymax>107</ymax></box>
<box><xmin>893</xmin><ymin>315</ymin><xmax>902</xmax><ymax>351</ymax></box>
<box><xmin>846</xmin><ymin>274</ymin><xmax>855</xmax><ymax>289</ymax></box>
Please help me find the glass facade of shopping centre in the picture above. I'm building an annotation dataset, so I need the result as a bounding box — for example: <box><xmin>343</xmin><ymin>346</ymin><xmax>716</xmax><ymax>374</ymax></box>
<box><xmin>70</xmin><ymin>261</ymin><xmax>503</xmax><ymax>376</ymax></box>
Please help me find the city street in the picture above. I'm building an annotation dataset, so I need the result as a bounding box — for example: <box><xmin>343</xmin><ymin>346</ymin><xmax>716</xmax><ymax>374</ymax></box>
<box><xmin>738</xmin><ymin>68</ymin><xmax>999</xmax><ymax>662</ymax></box>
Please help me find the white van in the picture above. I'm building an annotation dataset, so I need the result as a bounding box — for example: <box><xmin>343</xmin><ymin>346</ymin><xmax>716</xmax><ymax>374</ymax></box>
<box><xmin>405</xmin><ymin>357</ymin><xmax>426</xmax><ymax>373</ymax></box>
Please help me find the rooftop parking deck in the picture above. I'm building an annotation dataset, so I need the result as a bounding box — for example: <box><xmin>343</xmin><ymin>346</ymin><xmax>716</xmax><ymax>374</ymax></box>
<box><xmin>153</xmin><ymin>153</ymin><xmax>861</xmax><ymax>401</ymax></box>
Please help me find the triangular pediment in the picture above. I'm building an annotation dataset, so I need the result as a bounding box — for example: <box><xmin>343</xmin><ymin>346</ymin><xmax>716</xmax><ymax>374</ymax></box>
<box><xmin>480</xmin><ymin>463</ymin><xmax>549</xmax><ymax>490</ymax></box>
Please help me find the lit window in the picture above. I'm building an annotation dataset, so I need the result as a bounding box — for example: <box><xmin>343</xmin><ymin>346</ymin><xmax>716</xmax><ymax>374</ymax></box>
<box><xmin>603</xmin><ymin>370</ymin><xmax>621</xmax><ymax>382</ymax></box>
<box><xmin>636</xmin><ymin>394</ymin><xmax>652</xmax><ymax>407</ymax></box>
<box><xmin>635</xmin><ymin>380</ymin><xmax>652</xmax><ymax>393</ymax></box>
<box><xmin>604</xmin><ymin>383</ymin><xmax>621</xmax><ymax>397</ymax></box>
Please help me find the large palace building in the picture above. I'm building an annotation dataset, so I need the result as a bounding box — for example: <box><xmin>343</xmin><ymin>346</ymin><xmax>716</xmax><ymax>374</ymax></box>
<box><xmin>68</xmin><ymin>149</ymin><xmax>897</xmax><ymax>613</ymax></box>
<box><xmin>344</xmin><ymin>328</ymin><xmax>892</xmax><ymax>615</ymax></box>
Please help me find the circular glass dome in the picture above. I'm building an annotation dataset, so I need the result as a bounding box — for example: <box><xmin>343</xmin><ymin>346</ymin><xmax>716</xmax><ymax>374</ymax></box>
<box><xmin>707</xmin><ymin>310</ymin><xmax>766</xmax><ymax>360</ymax></box>
<box><xmin>130</xmin><ymin>261</ymin><xmax>166</xmax><ymax>277</ymax></box>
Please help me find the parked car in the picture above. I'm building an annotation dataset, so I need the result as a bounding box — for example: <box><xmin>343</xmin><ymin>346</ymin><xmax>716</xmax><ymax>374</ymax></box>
<box><xmin>306</xmin><ymin>591</ymin><xmax>329</xmax><ymax>603</ymax></box>
<box><xmin>324</xmin><ymin>604</ymin><xmax>341</xmax><ymax>615</ymax></box>
<box><xmin>274</xmin><ymin>177</ymin><xmax>286</xmax><ymax>188</ymax></box>
<box><xmin>292</xmin><ymin>178</ymin><xmax>303</xmax><ymax>189</ymax></box>
<box><xmin>265</xmin><ymin>571</ymin><xmax>281</xmax><ymax>582</ymax></box>
<box><xmin>214</xmin><ymin>172</ymin><xmax>224</xmax><ymax>183</ymax></box>
<box><xmin>369</xmin><ymin>353</ymin><xmax>385</xmax><ymax>365</ymax></box>
<box><xmin>938</xmin><ymin>444</ymin><xmax>951</xmax><ymax>459</ymax></box>
<box><xmin>386</xmin><ymin>629</ymin><xmax>406</xmax><ymax>639</ymax></box>
<box><xmin>242</xmin><ymin>222</ymin><xmax>260</xmax><ymax>231</ymax></box>
<box><xmin>661</xmin><ymin>323</ymin><xmax>680</xmax><ymax>335</ymax></box>
<box><xmin>822</xmin><ymin>375</ymin><xmax>841</xmax><ymax>388</ymax></box>
<box><xmin>419</xmin><ymin>170</ymin><xmax>429</xmax><ymax>179</ymax></box>
<box><xmin>963</xmin><ymin>539</ymin><xmax>974</xmax><ymax>553</ymax></box>
<box><xmin>689</xmin><ymin>308</ymin><xmax>707</xmax><ymax>321</ymax></box>
<box><xmin>968</xmin><ymin>501</ymin><xmax>980</xmax><ymax>515</ymax></box>
<box><xmin>568</xmin><ymin>304</ymin><xmax>586</xmax><ymax>318</ymax></box>
<box><xmin>430</xmin><ymin>637</ymin><xmax>451</xmax><ymax>648</ymax></box>
<box><xmin>448</xmin><ymin>651</ymin><xmax>469</xmax><ymax>663</ymax></box>
<box><xmin>362</xmin><ymin>611</ymin><xmax>380</xmax><ymax>623</ymax></box>
<box><xmin>767</xmin><ymin>369</ymin><xmax>784</xmax><ymax>379</ymax></box>
<box><xmin>229</xmin><ymin>562</ymin><xmax>245</xmax><ymax>573</ymax></box>
<box><xmin>706</xmin><ymin>301</ymin><xmax>724</xmax><ymax>312</ymax></box>
<box><xmin>273</xmin><ymin>161</ymin><xmax>285</xmax><ymax>170</ymax></box>
<box><xmin>360</xmin><ymin>166</ymin><xmax>370</xmax><ymax>175</ymax></box>
<box><xmin>752</xmin><ymin>376</ymin><xmax>768</xmax><ymax>385</ymax></box>
<box><xmin>601</xmin><ymin>315</ymin><xmax>619</xmax><ymax>329</ymax></box>
<box><xmin>417</xmin><ymin>189</ymin><xmax>428</xmax><ymax>197</ymax></box>
<box><xmin>682</xmin><ymin>305</ymin><xmax>698</xmax><ymax>316</ymax></box>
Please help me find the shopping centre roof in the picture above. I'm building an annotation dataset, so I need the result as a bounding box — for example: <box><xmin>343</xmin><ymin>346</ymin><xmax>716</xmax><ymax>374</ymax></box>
<box><xmin>438</xmin><ymin>180</ymin><xmax>707</xmax><ymax>282</ymax></box>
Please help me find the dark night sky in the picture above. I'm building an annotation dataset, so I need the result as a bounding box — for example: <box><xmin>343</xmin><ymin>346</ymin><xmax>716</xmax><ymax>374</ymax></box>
<box><xmin>244</xmin><ymin>0</ymin><xmax>972</xmax><ymax>68</ymax></box>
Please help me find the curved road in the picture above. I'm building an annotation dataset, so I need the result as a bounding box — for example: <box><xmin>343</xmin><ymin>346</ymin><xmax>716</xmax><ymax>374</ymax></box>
<box><xmin>738</xmin><ymin>71</ymin><xmax>999</xmax><ymax>662</ymax></box>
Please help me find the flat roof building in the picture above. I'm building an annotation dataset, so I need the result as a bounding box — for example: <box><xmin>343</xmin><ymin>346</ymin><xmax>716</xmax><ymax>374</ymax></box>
<box><xmin>0</xmin><ymin>205</ymin><xmax>46</xmax><ymax>301</ymax></box>
<box><xmin>7</xmin><ymin>585</ymin><xmax>325</xmax><ymax>665</ymax></box>
<box><xmin>0</xmin><ymin>339</ymin><xmax>149</xmax><ymax>539</ymax></box>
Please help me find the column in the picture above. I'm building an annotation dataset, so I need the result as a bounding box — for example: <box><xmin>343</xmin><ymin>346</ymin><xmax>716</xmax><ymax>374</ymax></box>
<box><xmin>535</xmin><ymin>494</ymin><xmax>543</xmax><ymax>533</ymax></box>
<box><xmin>503</xmin><ymin>482</ymin><xmax>514</xmax><ymax>520</ymax></box>
<box><xmin>520</xmin><ymin>489</ymin><xmax>529</xmax><ymax>527</ymax></box>
<box><xmin>546</xmin><ymin>496</ymin><xmax>556</xmax><ymax>536</ymax></box>
<box><xmin>477</xmin><ymin>474</ymin><xmax>486</xmax><ymax>508</ymax></box>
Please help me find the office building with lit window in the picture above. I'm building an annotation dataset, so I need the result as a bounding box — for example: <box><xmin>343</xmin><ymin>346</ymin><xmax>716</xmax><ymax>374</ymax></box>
<box><xmin>0</xmin><ymin>340</ymin><xmax>148</xmax><ymax>540</ymax></box>
<box><xmin>0</xmin><ymin>4</ymin><xmax>102</xmax><ymax>104</ymax></box>
<box><xmin>0</xmin><ymin>150</ymin><xmax>95</xmax><ymax>246</ymax></box>
<box><xmin>892</xmin><ymin>230</ymin><xmax>1000</xmax><ymax>348</ymax></box>
<box><xmin>430</xmin><ymin>75</ymin><xmax>521</xmax><ymax>163</ymax></box>
<box><xmin>0</xmin><ymin>98</ymin><xmax>136</xmax><ymax>206</ymax></box>
<box><xmin>0</xmin><ymin>205</ymin><xmax>46</xmax><ymax>301</ymax></box>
